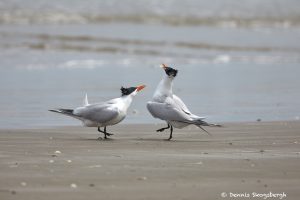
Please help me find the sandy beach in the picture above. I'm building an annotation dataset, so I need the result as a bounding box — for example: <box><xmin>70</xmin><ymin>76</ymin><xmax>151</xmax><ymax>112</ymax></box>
<box><xmin>1</xmin><ymin>1</ymin><xmax>300</xmax><ymax>200</ymax></box>
<box><xmin>0</xmin><ymin>121</ymin><xmax>299</xmax><ymax>200</ymax></box>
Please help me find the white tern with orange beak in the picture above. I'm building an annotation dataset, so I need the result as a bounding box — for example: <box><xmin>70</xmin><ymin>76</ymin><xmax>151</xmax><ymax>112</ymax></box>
<box><xmin>49</xmin><ymin>85</ymin><xmax>146</xmax><ymax>139</ymax></box>
<box><xmin>147</xmin><ymin>64</ymin><xmax>220</xmax><ymax>140</ymax></box>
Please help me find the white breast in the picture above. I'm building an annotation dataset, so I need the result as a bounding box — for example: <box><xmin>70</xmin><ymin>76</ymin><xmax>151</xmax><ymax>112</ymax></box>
<box><xmin>106</xmin><ymin>109</ymin><xmax>126</xmax><ymax>126</ymax></box>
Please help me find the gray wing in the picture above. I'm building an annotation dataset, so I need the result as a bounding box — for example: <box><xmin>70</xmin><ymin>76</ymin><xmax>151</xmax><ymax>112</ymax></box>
<box><xmin>147</xmin><ymin>101</ymin><xmax>192</xmax><ymax>123</ymax></box>
<box><xmin>172</xmin><ymin>94</ymin><xmax>192</xmax><ymax>115</ymax></box>
<box><xmin>73</xmin><ymin>103</ymin><xmax>119</xmax><ymax>123</ymax></box>
<box><xmin>172</xmin><ymin>94</ymin><xmax>206</xmax><ymax>120</ymax></box>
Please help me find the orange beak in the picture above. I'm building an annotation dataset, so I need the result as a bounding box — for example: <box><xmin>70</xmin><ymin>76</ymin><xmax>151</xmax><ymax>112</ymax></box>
<box><xmin>136</xmin><ymin>85</ymin><xmax>146</xmax><ymax>92</ymax></box>
<box><xmin>160</xmin><ymin>63</ymin><xmax>167</xmax><ymax>69</ymax></box>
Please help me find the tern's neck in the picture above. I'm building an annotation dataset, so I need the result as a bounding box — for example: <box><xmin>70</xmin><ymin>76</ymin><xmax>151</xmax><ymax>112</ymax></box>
<box><xmin>120</xmin><ymin>95</ymin><xmax>133</xmax><ymax>111</ymax></box>
<box><xmin>154</xmin><ymin>75</ymin><xmax>173</xmax><ymax>100</ymax></box>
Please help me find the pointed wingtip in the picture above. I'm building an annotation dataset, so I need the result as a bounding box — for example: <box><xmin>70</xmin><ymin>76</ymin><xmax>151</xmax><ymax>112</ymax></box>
<box><xmin>48</xmin><ymin>109</ymin><xmax>60</xmax><ymax>113</ymax></box>
<box><xmin>198</xmin><ymin>125</ymin><xmax>212</xmax><ymax>136</ymax></box>
<box><xmin>83</xmin><ymin>93</ymin><xmax>89</xmax><ymax>106</ymax></box>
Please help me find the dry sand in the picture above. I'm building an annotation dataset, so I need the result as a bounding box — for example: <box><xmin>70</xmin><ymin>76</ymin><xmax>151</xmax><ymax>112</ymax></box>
<box><xmin>0</xmin><ymin>121</ymin><xmax>299</xmax><ymax>200</ymax></box>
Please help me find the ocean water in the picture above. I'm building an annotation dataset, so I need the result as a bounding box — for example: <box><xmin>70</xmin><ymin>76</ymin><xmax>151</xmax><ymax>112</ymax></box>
<box><xmin>0</xmin><ymin>0</ymin><xmax>300</xmax><ymax>128</ymax></box>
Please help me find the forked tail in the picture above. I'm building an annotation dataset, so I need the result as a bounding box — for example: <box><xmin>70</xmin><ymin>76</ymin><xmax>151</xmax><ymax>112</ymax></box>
<box><xmin>194</xmin><ymin>119</ymin><xmax>222</xmax><ymax>136</ymax></box>
<box><xmin>195</xmin><ymin>119</ymin><xmax>222</xmax><ymax>127</ymax></box>
<box><xmin>49</xmin><ymin>108</ymin><xmax>75</xmax><ymax>117</ymax></box>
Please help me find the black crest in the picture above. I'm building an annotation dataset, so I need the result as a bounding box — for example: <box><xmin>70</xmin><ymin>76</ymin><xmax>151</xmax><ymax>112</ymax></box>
<box><xmin>164</xmin><ymin>67</ymin><xmax>178</xmax><ymax>77</ymax></box>
<box><xmin>121</xmin><ymin>87</ymin><xmax>137</xmax><ymax>96</ymax></box>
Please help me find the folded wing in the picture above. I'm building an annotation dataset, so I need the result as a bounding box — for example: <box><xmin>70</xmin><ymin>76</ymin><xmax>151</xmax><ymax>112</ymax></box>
<box><xmin>172</xmin><ymin>94</ymin><xmax>206</xmax><ymax>120</ymax></box>
<box><xmin>74</xmin><ymin>103</ymin><xmax>119</xmax><ymax>123</ymax></box>
<box><xmin>147</xmin><ymin>101</ymin><xmax>192</xmax><ymax>123</ymax></box>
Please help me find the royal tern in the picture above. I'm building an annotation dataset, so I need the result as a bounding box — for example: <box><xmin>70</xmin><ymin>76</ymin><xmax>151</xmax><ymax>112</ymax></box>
<box><xmin>147</xmin><ymin>64</ymin><xmax>220</xmax><ymax>140</ymax></box>
<box><xmin>49</xmin><ymin>85</ymin><xmax>146</xmax><ymax>139</ymax></box>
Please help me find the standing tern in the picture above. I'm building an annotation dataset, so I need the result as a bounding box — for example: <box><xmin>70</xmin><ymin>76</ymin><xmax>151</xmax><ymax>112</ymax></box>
<box><xmin>49</xmin><ymin>85</ymin><xmax>146</xmax><ymax>139</ymax></box>
<box><xmin>147</xmin><ymin>64</ymin><xmax>221</xmax><ymax>140</ymax></box>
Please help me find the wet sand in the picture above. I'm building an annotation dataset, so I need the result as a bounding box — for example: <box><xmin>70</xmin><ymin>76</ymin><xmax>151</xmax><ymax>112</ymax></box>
<box><xmin>0</xmin><ymin>121</ymin><xmax>299</xmax><ymax>200</ymax></box>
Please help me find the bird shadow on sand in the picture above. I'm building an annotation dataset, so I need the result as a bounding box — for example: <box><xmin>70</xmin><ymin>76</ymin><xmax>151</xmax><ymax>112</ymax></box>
<box><xmin>69</xmin><ymin>135</ymin><xmax>216</xmax><ymax>143</ymax></box>
<box><xmin>133</xmin><ymin>137</ymin><xmax>213</xmax><ymax>143</ymax></box>
<box><xmin>77</xmin><ymin>137</ymin><xmax>115</xmax><ymax>142</ymax></box>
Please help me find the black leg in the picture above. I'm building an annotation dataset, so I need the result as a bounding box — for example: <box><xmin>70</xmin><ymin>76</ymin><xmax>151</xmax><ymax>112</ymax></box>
<box><xmin>104</xmin><ymin>126</ymin><xmax>114</xmax><ymax>136</ymax></box>
<box><xmin>156</xmin><ymin>123</ymin><xmax>170</xmax><ymax>132</ymax></box>
<box><xmin>104</xmin><ymin>129</ymin><xmax>107</xmax><ymax>139</ymax></box>
<box><xmin>102</xmin><ymin>126</ymin><xmax>108</xmax><ymax>139</ymax></box>
<box><xmin>97</xmin><ymin>127</ymin><xmax>104</xmax><ymax>140</ymax></box>
<box><xmin>167</xmin><ymin>125</ymin><xmax>173</xmax><ymax>140</ymax></box>
<box><xmin>98</xmin><ymin>126</ymin><xmax>114</xmax><ymax>140</ymax></box>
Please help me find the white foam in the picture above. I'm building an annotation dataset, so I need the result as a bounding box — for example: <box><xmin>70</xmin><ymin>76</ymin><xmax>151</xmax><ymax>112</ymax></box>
<box><xmin>214</xmin><ymin>55</ymin><xmax>231</xmax><ymax>64</ymax></box>
<box><xmin>59</xmin><ymin>59</ymin><xmax>105</xmax><ymax>69</ymax></box>
<box><xmin>22</xmin><ymin>64</ymin><xmax>48</xmax><ymax>71</ymax></box>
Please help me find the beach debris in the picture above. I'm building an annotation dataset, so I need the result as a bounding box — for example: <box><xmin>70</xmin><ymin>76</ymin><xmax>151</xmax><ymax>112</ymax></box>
<box><xmin>241</xmin><ymin>179</ymin><xmax>245</xmax><ymax>183</ymax></box>
<box><xmin>257</xmin><ymin>179</ymin><xmax>261</xmax><ymax>183</ymax></box>
<box><xmin>214</xmin><ymin>54</ymin><xmax>231</xmax><ymax>64</ymax></box>
<box><xmin>194</xmin><ymin>161</ymin><xmax>203</xmax><ymax>165</ymax></box>
<box><xmin>283</xmin><ymin>171</ymin><xmax>287</xmax><ymax>176</ymax></box>
<box><xmin>9</xmin><ymin>162</ymin><xmax>19</xmax><ymax>168</ymax></box>
<box><xmin>294</xmin><ymin>141</ymin><xmax>298</xmax><ymax>144</ymax></box>
<box><xmin>88</xmin><ymin>165</ymin><xmax>102</xmax><ymax>168</ymax></box>
<box><xmin>256</xmin><ymin>118</ymin><xmax>262</xmax><ymax>122</ymax></box>
<box><xmin>50</xmin><ymin>150</ymin><xmax>62</xmax><ymax>157</ymax></box>
<box><xmin>229</xmin><ymin>142</ymin><xmax>233</xmax><ymax>145</ymax></box>
<box><xmin>264</xmin><ymin>184</ymin><xmax>268</xmax><ymax>188</ymax></box>
<box><xmin>259</xmin><ymin>149</ymin><xmax>265</xmax><ymax>153</ymax></box>
<box><xmin>49</xmin><ymin>160</ymin><xmax>54</xmax><ymax>163</ymax></box>
<box><xmin>11</xmin><ymin>190</ymin><xmax>16</xmax><ymax>195</ymax></box>
<box><xmin>132</xmin><ymin>109</ymin><xmax>139</xmax><ymax>115</ymax></box>
<box><xmin>70</xmin><ymin>183</ymin><xmax>77</xmax><ymax>188</ymax></box>
<box><xmin>49</xmin><ymin>137</ymin><xmax>53</xmax><ymax>140</ymax></box>
<box><xmin>137</xmin><ymin>176</ymin><xmax>147</xmax><ymax>181</ymax></box>
<box><xmin>67</xmin><ymin>160</ymin><xmax>72</xmax><ymax>163</ymax></box>
<box><xmin>89</xmin><ymin>183</ymin><xmax>95</xmax><ymax>187</ymax></box>
<box><xmin>20</xmin><ymin>182</ymin><xmax>27</xmax><ymax>187</ymax></box>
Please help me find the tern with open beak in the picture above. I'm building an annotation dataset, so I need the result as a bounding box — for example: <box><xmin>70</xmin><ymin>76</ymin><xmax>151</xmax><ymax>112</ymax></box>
<box><xmin>147</xmin><ymin>64</ymin><xmax>221</xmax><ymax>140</ymax></box>
<box><xmin>49</xmin><ymin>85</ymin><xmax>146</xmax><ymax>139</ymax></box>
